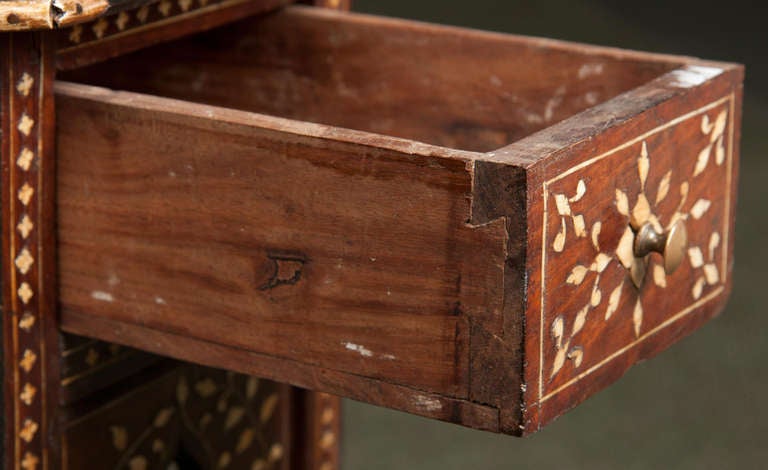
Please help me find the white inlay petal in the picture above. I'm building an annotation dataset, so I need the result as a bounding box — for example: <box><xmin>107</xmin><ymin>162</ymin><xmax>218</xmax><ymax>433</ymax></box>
<box><xmin>16</xmin><ymin>73</ymin><xmax>34</xmax><ymax>97</ymax></box>
<box><xmin>17</xmin><ymin>113</ymin><xmax>34</xmax><ymax>136</ymax></box>
<box><xmin>14</xmin><ymin>249</ymin><xmax>34</xmax><ymax>275</ymax></box>
<box><xmin>16</xmin><ymin>148</ymin><xmax>34</xmax><ymax>171</ymax></box>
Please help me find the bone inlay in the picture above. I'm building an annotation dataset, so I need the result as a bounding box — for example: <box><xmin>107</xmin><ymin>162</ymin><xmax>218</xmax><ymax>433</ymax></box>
<box><xmin>20</xmin><ymin>383</ymin><xmax>37</xmax><ymax>406</ymax></box>
<box><xmin>14</xmin><ymin>249</ymin><xmax>34</xmax><ymax>275</ymax></box>
<box><xmin>17</xmin><ymin>282</ymin><xmax>34</xmax><ymax>304</ymax></box>
<box><xmin>16</xmin><ymin>215</ymin><xmax>33</xmax><ymax>239</ymax></box>
<box><xmin>17</xmin><ymin>183</ymin><xmax>34</xmax><ymax>205</ymax></box>
<box><xmin>539</xmin><ymin>96</ymin><xmax>734</xmax><ymax>407</ymax></box>
<box><xmin>16</xmin><ymin>73</ymin><xmax>33</xmax><ymax>97</ymax></box>
<box><xmin>16</xmin><ymin>148</ymin><xmax>34</xmax><ymax>171</ymax></box>
<box><xmin>17</xmin><ymin>113</ymin><xmax>34</xmax><ymax>136</ymax></box>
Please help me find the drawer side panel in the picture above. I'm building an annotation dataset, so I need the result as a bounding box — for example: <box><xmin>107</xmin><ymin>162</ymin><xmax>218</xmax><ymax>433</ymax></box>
<box><xmin>54</xmin><ymin>84</ymin><xmax>508</xmax><ymax>405</ymax></box>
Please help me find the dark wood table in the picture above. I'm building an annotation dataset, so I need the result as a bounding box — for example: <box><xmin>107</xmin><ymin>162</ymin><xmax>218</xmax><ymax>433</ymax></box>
<box><xmin>0</xmin><ymin>1</ymin><xmax>742</xmax><ymax>468</ymax></box>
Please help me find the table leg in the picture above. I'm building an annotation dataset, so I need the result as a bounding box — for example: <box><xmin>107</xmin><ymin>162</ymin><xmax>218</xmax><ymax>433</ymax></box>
<box><xmin>1</xmin><ymin>31</ymin><xmax>60</xmax><ymax>470</ymax></box>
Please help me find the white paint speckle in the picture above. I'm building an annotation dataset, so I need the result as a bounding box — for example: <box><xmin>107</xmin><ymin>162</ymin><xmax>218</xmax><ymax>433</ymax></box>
<box><xmin>107</xmin><ymin>272</ymin><xmax>120</xmax><ymax>287</ymax></box>
<box><xmin>343</xmin><ymin>342</ymin><xmax>373</xmax><ymax>357</ymax></box>
<box><xmin>155</xmin><ymin>296</ymin><xmax>166</xmax><ymax>305</ymax></box>
<box><xmin>524</xmin><ymin>111</ymin><xmax>544</xmax><ymax>125</ymax></box>
<box><xmin>382</xmin><ymin>354</ymin><xmax>397</xmax><ymax>360</ymax></box>
<box><xmin>489</xmin><ymin>75</ymin><xmax>502</xmax><ymax>87</ymax></box>
<box><xmin>578</xmin><ymin>63</ymin><xmax>605</xmax><ymax>79</ymax></box>
<box><xmin>168</xmin><ymin>170</ymin><xmax>177</xmax><ymax>178</ymax></box>
<box><xmin>91</xmin><ymin>291</ymin><xmax>114</xmax><ymax>302</ymax></box>
<box><xmin>668</xmin><ymin>65</ymin><xmax>723</xmax><ymax>88</ymax></box>
<box><xmin>544</xmin><ymin>86</ymin><xmax>566</xmax><ymax>122</ymax></box>
<box><xmin>584</xmin><ymin>91</ymin><xmax>600</xmax><ymax>105</ymax></box>
<box><xmin>412</xmin><ymin>394</ymin><xmax>443</xmax><ymax>412</ymax></box>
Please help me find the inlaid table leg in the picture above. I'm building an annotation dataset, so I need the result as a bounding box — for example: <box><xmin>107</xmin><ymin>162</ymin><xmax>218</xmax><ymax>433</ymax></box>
<box><xmin>1</xmin><ymin>31</ymin><xmax>60</xmax><ymax>470</ymax></box>
<box><xmin>293</xmin><ymin>391</ymin><xmax>341</xmax><ymax>470</ymax></box>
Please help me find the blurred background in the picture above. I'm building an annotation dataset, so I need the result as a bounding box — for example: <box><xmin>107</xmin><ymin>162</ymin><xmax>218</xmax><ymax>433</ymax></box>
<box><xmin>342</xmin><ymin>1</ymin><xmax>767</xmax><ymax>468</ymax></box>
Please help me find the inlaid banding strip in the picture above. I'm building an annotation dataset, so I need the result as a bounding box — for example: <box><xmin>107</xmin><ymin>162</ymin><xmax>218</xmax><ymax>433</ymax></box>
<box><xmin>3</xmin><ymin>32</ymin><xmax>56</xmax><ymax>470</ymax></box>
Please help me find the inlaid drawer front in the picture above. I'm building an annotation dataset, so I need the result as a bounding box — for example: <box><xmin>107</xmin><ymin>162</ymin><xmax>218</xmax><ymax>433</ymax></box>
<box><xmin>529</xmin><ymin>92</ymin><xmax>737</xmax><ymax>428</ymax></box>
<box><xmin>54</xmin><ymin>7</ymin><xmax>743</xmax><ymax>436</ymax></box>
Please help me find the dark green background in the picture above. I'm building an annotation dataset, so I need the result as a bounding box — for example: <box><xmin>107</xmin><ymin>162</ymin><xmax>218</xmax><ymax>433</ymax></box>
<box><xmin>341</xmin><ymin>1</ymin><xmax>767</xmax><ymax>468</ymax></box>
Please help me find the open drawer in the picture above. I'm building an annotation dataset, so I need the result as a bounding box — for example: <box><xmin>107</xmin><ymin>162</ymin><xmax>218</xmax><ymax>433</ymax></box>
<box><xmin>55</xmin><ymin>5</ymin><xmax>743</xmax><ymax>435</ymax></box>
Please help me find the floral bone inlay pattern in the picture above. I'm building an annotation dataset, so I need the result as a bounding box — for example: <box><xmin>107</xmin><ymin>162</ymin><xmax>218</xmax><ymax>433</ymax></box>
<box><xmin>540</xmin><ymin>96</ymin><xmax>734</xmax><ymax>401</ymax></box>
<box><xmin>3</xmin><ymin>38</ymin><xmax>55</xmax><ymax>470</ymax></box>
<box><xmin>60</xmin><ymin>0</ymin><xmax>249</xmax><ymax>49</ymax></box>
<box><xmin>101</xmin><ymin>370</ymin><xmax>286</xmax><ymax>470</ymax></box>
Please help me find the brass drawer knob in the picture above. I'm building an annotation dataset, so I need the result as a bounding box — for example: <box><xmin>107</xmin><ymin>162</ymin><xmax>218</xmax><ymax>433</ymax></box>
<box><xmin>633</xmin><ymin>219</ymin><xmax>688</xmax><ymax>276</ymax></box>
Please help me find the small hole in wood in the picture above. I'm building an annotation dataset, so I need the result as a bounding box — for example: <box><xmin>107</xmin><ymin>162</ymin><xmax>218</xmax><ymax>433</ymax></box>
<box><xmin>6</xmin><ymin>14</ymin><xmax>20</xmax><ymax>24</ymax></box>
<box><xmin>75</xmin><ymin>3</ymin><xmax>83</xmax><ymax>14</ymax></box>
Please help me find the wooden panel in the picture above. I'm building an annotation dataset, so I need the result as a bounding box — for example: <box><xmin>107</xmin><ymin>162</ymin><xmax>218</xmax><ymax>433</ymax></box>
<box><xmin>55</xmin><ymin>82</ymin><xmax>508</xmax><ymax>405</ymax></box>
<box><xmin>60</xmin><ymin>309</ymin><xmax>500</xmax><ymax>432</ymax></box>
<box><xmin>1</xmin><ymin>32</ymin><xmax>61</xmax><ymax>470</ymax></box>
<box><xmin>55</xmin><ymin>0</ymin><xmax>295</xmax><ymax>70</ymax></box>
<box><xmin>511</xmin><ymin>64</ymin><xmax>744</xmax><ymax>433</ymax></box>
<box><xmin>59</xmin><ymin>6</ymin><xmax>684</xmax><ymax>152</ymax></box>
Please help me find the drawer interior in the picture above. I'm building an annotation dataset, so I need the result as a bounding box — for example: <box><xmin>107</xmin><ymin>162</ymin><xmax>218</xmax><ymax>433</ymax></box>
<box><xmin>59</xmin><ymin>6</ymin><xmax>682</xmax><ymax>152</ymax></box>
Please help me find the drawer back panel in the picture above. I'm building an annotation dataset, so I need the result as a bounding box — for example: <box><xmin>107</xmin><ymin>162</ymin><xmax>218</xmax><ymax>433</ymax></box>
<box><xmin>60</xmin><ymin>6</ymin><xmax>682</xmax><ymax>152</ymax></box>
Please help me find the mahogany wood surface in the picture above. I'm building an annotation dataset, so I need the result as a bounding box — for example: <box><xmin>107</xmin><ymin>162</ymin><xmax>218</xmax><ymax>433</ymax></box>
<box><xmin>52</xmin><ymin>6</ymin><xmax>745</xmax><ymax>435</ymax></box>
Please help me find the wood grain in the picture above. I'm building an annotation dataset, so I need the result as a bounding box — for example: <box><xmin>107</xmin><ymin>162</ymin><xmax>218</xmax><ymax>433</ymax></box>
<box><xmin>56</xmin><ymin>0</ymin><xmax>295</xmax><ymax>70</ymax></box>
<box><xmin>1</xmin><ymin>31</ymin><xmax>61</xmax><ymax>470</ymax></box>
<box><xmin>55</xmin><ymin>80</ymin><xmax>508</xmax><ymax>402</ymax></box>
<box><xmin>52</xmin><ymin>6</ymin><xmax>744</xmax><ymax>436</ymax></box>
<box><xmin>60</xmin><ymin>6</ymin><xmax>683</xmax><ymax>152</ymax></box>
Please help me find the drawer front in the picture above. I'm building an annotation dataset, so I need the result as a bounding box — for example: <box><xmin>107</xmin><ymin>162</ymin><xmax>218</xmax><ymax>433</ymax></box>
<box><xmin>522</xmin><ymin>67</ymin><xmax>742</xmax><ymax>431</ymax></box>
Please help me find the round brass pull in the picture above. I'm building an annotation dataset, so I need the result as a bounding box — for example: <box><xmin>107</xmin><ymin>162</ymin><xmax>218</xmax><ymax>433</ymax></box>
<box><xmin>633</xmin><ymin>219</ymin><xmax>688</xmax><ymax>274</ymax></box>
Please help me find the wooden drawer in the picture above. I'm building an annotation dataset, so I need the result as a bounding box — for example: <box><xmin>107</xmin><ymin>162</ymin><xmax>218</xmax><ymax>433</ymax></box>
<box><xmin>54</xmin><ymin>6</ymin><xmax>743</xmax><ymax>435</ymax></box>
